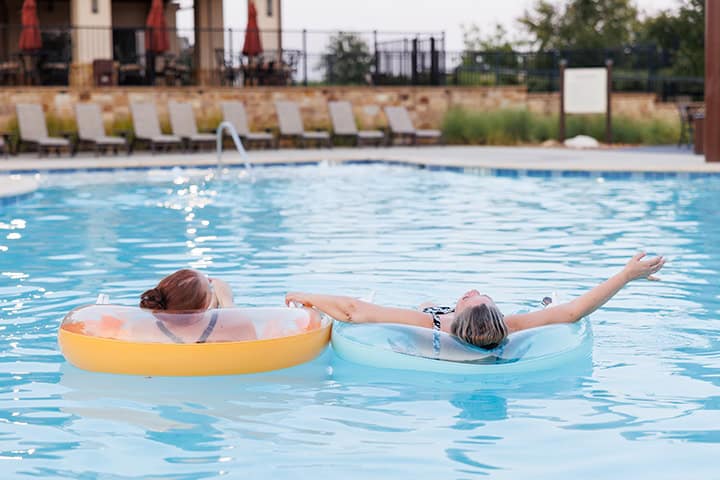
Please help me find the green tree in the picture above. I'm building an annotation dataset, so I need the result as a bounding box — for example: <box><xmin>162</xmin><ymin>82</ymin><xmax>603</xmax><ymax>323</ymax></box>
<box><xmin>461</xmin><ymin>23</ymin><xmax>519</xmax><ymax>52</ymax></box>
<box><xmin>458</xmin><ymin>23</ymin><xmax>522</xmax><ymax>85</ymax></box>
<box><xmin>519</xmin><ymin>0</ymin><xmax>640</xmax><ymax>50</ymax></box>
<box><xmin>639</xmin><ymin>0</ymin><xmax>704</xmax><ymax>76</ymax></box>
<box><xmin>321</xmin><ymin>33</ymin><xmax>373</xmax><ymax>85</ymax></box>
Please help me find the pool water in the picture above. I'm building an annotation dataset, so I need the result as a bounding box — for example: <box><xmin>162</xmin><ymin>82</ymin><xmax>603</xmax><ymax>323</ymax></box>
<box><xmin>1</xmin><ymin>165</ymin><xmax>719</xmax><ymax>479</ymax></box>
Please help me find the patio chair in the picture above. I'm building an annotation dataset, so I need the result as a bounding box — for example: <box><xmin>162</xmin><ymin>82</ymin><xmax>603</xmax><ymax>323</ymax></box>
<box><xmin>15</xmin><ymin>104</ymin><xmax>72</xmax><ymax>157</ymax></box>
<box><xmin>275</xmin><ymin>101</ymin><xmax>331</xmax><ymax>148</ymax></box>
<box><xmin>0</xmin><ymin>134</ymin><xmax>8</xmax><ymax>157</ymax></box>
<box><xmin>168</xmin><ymin>101</ymin><xmax>216</xmax><ymax>152</ymax></box>
<box><xmin>75</xmin><ymin>103</ymin><xmax>129</xmax><ymax>155</ymax></box>
<box><xmin>129</xmin><ymin>102</ymin><xmax>183</xmax><ymax>154</ymax></box>
<box><xmin>384</xmin><ymin>106</ymin><xmax>443</xmax><ymax>146</ymax></box>
<box><xmin>215</xmin><ymin>49</ymin><xmax>239</xmax><ymax>86</ymax></box>
<box><xmin>328</xmin><ymin>101</ymin><xmax>385</xmax><ymax>146</ymax></box>
<box><xmin>0</xmin><ymin>55</ymin><xmax>23</xmax><ymax>86</ymax></box>
<box><xmin>221</xmin><ymin>101</ymin><xmax>275</xmax><ymax>149</ymax></box>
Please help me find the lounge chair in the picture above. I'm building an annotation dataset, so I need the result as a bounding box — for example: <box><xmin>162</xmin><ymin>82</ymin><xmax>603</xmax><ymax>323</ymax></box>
<box><xmin>168</xmin><ymin>101</ymin><xmax>215</xmax><ymax>151</ymax></box>
<box><xmin>275</xmin><ymin>101</ymin><xmax>331</xmax><ymax>148</ymax></box>
<box><xmin>384</xmin><ymin>106</ymin><xmax>443</xmax><ymax>146</ymax></box>
<box><xmin>221</xmin><ymin>101</ymin><xmax>275</xmax><ymax>149</ymax></box>
<box><xmin>328</xmin><ymin>101</ymin><xmax>385</xmax><ymax>146</ymax></box>
<box><xmin>130</xmin><ymin>102</ymin><xmax>183</xmax><ymax>154</ymax></box>
<box><xmin>16</xmin><ymin>104</ymin><xmax>72</xmax><ymax>157</ymax></box>
<box><xmin>75</xmin><ymin>103</ymin><xmax>129</xmax><ymax>155</ymax></box>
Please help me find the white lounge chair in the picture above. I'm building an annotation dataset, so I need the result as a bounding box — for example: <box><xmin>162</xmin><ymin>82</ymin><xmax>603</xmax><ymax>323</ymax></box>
<box><xmin>275</xmin><ymin>100</ymin><xmax>331</xmax><ymax>148</ymax></box>
<box><xmin>168</xmin><ymin>101</ymin><xmax>216</xmax><ymax>151</ymax></box>
<box><xmin>75</xmin><ymin>103</ymin><xmax>129</xmax><ymax>155</ymax></box>
<box><xmin>328</xmin><ymin>101</ymin><xmax>385</xmax><ymax>146</ymax></box>
<box><xmin>16</xmin><ymin>104</ymin><xmax>72</xmax><ymax>157</ymax></box>
<box><xmin>221</xmin><ymin>101</ymin><xmax>275</xmax><ymax>148</ymax></box>
<box><xmin>384</xmin><ymin>106</ymin><xmax>443</xmax><ymax>146</ymax></box>
<box><xmin>130</xmin><ymin>102</ymin><xmax>183</xmax><ymax>154</ymax></box>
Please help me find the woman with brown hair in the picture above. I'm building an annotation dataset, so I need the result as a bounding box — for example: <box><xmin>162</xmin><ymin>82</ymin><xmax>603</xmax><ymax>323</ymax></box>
<box><xmin>285</xmin><ymin>253</ymin><xmax>666</xmax><ymax>350</ymax></box>
<box><xmin>139</xmin><ymin>269</ymin><xmax>242</xmax><ymax>343</ymax></box>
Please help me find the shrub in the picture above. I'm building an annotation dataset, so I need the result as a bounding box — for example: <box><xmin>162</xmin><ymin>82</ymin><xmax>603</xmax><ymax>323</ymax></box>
<box><xmin>442</xmin><ymin>108</ymin><xmax>679</xmax><ymax>145</ymax></box>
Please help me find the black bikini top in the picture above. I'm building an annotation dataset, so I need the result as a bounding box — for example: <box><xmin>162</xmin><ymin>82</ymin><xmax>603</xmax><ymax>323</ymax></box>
<box><xmin>422</xmin><ymin>306</ymin><xmax>455</xmax><ymax>357</ymax></box>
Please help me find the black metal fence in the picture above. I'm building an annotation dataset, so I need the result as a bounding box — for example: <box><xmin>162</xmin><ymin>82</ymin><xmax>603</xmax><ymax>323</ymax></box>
<box><xmin>449</xmin><ymin>46</ymin><xmax>704</xmax><ymax>101</ymax></box>
<box><xmin>0</xmin><ymin>24</ymin><xmax>705</xmax><ymax>100</ymax></box>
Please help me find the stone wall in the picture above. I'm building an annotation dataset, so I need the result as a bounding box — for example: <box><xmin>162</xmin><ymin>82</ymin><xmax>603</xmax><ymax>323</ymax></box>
<box><xmin>0</xmin><ymin>86</ymin><xmax>678</xmax><ymax>136</ymax></box>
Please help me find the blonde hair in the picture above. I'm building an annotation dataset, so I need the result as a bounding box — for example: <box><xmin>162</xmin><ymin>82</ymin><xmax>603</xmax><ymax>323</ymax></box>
<box><xmin>451</xmin><ymin>304</ymin><xmax>508</xmax><ymax>349</ymax></box>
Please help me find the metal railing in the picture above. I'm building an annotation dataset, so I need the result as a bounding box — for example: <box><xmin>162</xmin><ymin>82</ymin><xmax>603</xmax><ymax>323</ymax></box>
<box><xmin>215</xmin><ymin>121</ymin><xmax>251</xmax><ymax>173</ymax></box>
<box><xmin>0</xmin><ymin>23</ymin><xmax>705</xmax><ymax>99</ymax></box>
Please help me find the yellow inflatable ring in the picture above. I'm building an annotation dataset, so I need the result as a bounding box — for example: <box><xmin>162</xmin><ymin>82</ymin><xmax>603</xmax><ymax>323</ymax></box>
<box><xmin>58</xmin><ymin>305</ymin><xmax>331</xmax><ymax>376</ymax></box>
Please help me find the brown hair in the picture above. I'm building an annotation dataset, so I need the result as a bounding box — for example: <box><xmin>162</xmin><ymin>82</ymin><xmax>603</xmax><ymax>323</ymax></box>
<box><xmin>451</xmin><ymin>304</ymin><xmax>508</xmax><ymax>349</ymax></box>
<box><xmin>140</xmin><ymin>269</ymin><xmax>211</xmax><ymax>312</ymax></box>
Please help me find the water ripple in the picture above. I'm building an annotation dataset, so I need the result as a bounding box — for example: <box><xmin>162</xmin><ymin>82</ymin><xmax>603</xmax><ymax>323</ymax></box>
<box><xmin>0</xmin><ymin>165</ymin><xmax>719</xmax><ymax>479</ymax></box>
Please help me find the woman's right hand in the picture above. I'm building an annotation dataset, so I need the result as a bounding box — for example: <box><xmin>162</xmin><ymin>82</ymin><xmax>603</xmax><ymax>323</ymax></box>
<box><xmin>623</xmin><ymin>252</ymin><xmax>666</xmax><ymax>281</ymax></box>
<box><xmin>285</xmin><ymin>292</ymin><xmax>314</xmax><ymax>307</ymax></box>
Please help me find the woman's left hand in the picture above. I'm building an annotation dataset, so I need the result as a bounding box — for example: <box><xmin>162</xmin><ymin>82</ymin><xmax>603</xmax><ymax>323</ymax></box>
<box><xmin>285</xmin><ymin>292</ymin><xmax>314</xmax><ymax>308</ymax></box>
<box><xmin>622</xmin><ymin>252</ymin><xmax>666</xmax><ymax>281</ymax></box>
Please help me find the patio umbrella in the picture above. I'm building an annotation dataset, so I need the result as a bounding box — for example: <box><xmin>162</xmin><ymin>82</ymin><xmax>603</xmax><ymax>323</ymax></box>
<box><xmin>242</xmin><ymin>1</ymin><xmax>263</xmax><ymax>57</ymax></box>
<box><xmin>145</xmin><ymin>0</ymin><xmax>169</xmax><ymax>54</ymax></box>
<box><xmin>18</xmin><ymin>0</ymin><xmax>42</xmax><ymax>52</ymax></box>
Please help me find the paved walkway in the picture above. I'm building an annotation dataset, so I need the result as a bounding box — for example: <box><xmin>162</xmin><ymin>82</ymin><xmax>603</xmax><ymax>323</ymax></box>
<box><xmin>0</xmin><ymin>145</ymin><xmax>715</xmax><ymax>174</ymax></box>
<box><xmin>1</xmin><ymin>146</ymin><xmax>717</xmax><ymax>199</ymax></box>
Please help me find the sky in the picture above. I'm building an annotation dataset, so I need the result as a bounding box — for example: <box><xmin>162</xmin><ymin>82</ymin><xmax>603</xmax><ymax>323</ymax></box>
<box><xmin>211</xmin><ymin>0</ymin><xmax>681</xmax><ymax>52</ymax></box>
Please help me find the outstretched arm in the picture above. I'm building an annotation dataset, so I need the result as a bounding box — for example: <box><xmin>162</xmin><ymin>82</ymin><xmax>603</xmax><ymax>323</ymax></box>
<box><xmin>505</xmin><ymin>253</ymin><xmax>666</xmax><ymax>332</ymax></box>
<box><xmin>285</xmin><ymin>292</ymin><xmax>432</xmax><ymax>328</ymax></box>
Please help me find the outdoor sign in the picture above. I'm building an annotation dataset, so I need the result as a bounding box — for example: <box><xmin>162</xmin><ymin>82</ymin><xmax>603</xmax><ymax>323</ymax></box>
<box><xmin>563</xmin><ymin>68</ymin><xmax>607</xmax><ymax>114</ymax></box>
<box><xmin>559</xmin><ymin>61</ymin><xmax>613</xmax><ymax>144</ymax></box>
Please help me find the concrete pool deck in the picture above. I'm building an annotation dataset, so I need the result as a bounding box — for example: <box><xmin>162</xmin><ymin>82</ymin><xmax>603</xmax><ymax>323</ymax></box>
<box><xmin>0</xmin><ymin>145</ymin><xmax>717</xmax><ymax>199</ymax></box>
<box><xmin>1</xmin><ymin>145</ymin><xmax>716</xmax><ymax>173</ymax></box>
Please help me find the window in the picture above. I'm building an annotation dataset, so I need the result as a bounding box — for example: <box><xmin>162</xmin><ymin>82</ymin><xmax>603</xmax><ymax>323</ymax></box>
<box><xmin>267</xmin><ymin>0</ymin><xmax>273</xmax><ymax>17</ymax></box>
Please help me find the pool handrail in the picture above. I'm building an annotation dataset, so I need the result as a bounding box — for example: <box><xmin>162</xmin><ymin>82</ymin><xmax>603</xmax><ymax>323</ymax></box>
<box><xmin>216</xmin><ymin>121</ymin><xmax>252</xmax><ymax>172</ymax></box>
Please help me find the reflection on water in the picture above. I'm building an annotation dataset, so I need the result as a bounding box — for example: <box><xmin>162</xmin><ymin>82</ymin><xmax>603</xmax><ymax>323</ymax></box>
<box><xmin>1</xmin><ymin>166</ymin><xmax>719</xmax><ymax>479</ymax></box>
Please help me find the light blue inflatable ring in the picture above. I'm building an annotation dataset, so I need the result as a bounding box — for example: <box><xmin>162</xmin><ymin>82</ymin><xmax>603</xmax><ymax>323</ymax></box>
<box><xmin>331</xmin><ymin>319</ymin><xmax>592</xmax><ymax>375</ymax></box>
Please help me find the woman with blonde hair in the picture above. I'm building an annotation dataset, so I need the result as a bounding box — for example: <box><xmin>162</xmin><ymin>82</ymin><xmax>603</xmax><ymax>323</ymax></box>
<box><xmin>286</xmin><ymin>253</ymin><xmax>666</xmax><ymax>349</ymax></box>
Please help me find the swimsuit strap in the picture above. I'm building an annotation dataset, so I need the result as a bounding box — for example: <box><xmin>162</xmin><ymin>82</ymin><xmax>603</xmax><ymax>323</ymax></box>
<box><xmin>196</xmin><ymin>310</ymin><xmax>219</xmax><ymax>344</ymax></box>
<box><xmin>155</xmin><ymin>310</ymin><xmax>220</xmax><ymax>345</ymax></box>
<box><xmin>422</xmin><ymin>306</ymin><xmax>455</xmax><ymax>329</ymax></box>
<box><xmin>422</xmin><ymin>306</ymin><xmax>455</xmax><ymax>357</ymax></box>
<box><xmin>156</xmin><ymin>320</ymin><xmax>185</xmax><ymax>344</ymax></box>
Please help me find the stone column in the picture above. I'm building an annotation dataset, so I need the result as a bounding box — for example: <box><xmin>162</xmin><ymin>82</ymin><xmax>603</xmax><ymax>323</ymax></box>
<box><xmin>70</xmin><ymin>0</ymin><xmax>113</xmax><ymax>87</ymax></box>
<box><xmin>706</xmin><ymin>0</ymin><xmax>720</xmax><ymax>162</ymax></box>
<box><xmin>194</xmin><ymin>0</ymin><xmax>224</xmax><ymax>85</ymax></box>
<box><xmin>256</xmin><ymin>0</ymin><xmax>282</xmax><ymax>59</ymax></box>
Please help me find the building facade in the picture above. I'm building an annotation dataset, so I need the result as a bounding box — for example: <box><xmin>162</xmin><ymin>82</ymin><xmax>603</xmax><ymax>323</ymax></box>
<box><xmin>0</xmin><ymin>0</ymin><xmax>225</xmax><ymax>86</ymax></box>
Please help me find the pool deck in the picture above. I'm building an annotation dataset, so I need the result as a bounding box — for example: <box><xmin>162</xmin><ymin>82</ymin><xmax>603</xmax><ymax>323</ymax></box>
<box><xmin>0</xmin><ymin>145</ymin><xmax>717</xmax><ymax>200</ymax></box>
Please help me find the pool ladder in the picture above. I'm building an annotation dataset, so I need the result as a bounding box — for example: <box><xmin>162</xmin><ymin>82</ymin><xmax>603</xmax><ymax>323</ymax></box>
<box><xmin>216</xmin><ymin>121</ymin><xmax>253</xmax><ymax>173</ymax></box>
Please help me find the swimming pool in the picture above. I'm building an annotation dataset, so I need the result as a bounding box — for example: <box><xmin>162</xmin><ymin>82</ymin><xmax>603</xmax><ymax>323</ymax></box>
<box><xmin>1</xmin><ymin>164</ymin><xmax>719</xmax><ymax>479</ymax></box>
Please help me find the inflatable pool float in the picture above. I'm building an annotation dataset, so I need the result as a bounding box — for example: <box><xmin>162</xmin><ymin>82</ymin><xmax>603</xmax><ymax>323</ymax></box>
<box><xmin>331</xmin><ymin>319</ymin><xmax>592</xmax><ymax>375</ymax></box>
<box><xmin>59</xmin><ymin>305</ymin><xmax>331</xmax><ymax>376</ymax></box>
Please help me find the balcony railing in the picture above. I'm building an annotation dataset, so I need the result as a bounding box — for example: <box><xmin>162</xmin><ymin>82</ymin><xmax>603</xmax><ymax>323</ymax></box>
<box><xmin>0</xmin><ymin>24</ymin><xmax>705</xmax><ymax>100</ymax></box>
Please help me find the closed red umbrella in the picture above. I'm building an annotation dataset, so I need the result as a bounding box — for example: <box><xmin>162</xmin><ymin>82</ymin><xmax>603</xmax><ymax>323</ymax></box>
<box><xmin>145</xmin><ymin>0</ymin><xmax>169</xmax><ymax>53</ymax></box>
<box><xmin>242</xmin><ymin>1</ymin><xmax>263</xmax><ymax>57</ymax></box>
<box><xmin>18</xmin><ymin>0</ymin><xmax>42</xmax><ymax>51</ymax></box>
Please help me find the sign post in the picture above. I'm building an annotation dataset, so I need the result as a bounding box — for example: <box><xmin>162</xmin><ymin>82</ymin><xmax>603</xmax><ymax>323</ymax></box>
<box><xmin>605</xmin><ymin>59</ymin><xmax>613</xmax><ymax>145</ymax></box>
<box><xmin>559</xmin><ymin>60</ymin><xmax>566</xmax><ymax>142</ymax></box>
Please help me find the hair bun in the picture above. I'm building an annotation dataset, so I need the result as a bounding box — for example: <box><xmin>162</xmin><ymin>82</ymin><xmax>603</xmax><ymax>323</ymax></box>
<box><xmin>140</xmin><ymin>288</ymin><xmax>167</xmax><ymax>310</ymax></box>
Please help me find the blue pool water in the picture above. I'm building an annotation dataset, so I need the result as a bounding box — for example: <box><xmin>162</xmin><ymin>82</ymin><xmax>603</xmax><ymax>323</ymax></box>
<box><xmin>1</xmin><ymin>164</ymin><xmax>719</xmax><ymax>479</ymax></box>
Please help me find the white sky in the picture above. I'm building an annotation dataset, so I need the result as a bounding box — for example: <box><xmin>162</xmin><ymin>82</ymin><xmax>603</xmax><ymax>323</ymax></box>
<box><xmin>211</xmin><ymin>0</ymin><xmax>681</xmax><ymax>52</ymax></box>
